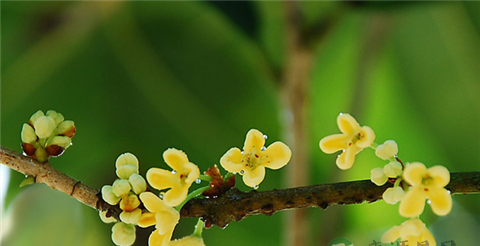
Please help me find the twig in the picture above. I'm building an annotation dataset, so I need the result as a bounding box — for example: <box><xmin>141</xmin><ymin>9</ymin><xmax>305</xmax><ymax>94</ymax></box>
<box><xmin>1</xmin><ymin>145</ymin><xmax>479</xmax><ymax>228</ymax></box>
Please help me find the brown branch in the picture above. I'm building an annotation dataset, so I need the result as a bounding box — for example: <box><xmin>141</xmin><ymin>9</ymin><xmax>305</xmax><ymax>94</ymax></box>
<box><xmin>0</xmin><ymin>146</ymin><xmax>121</xmax><ymax>218</ymax></box>
<box><xmin>2</xmin><ymin>145</ymin><xmax>479</xmax><ymax>228</ymax></box>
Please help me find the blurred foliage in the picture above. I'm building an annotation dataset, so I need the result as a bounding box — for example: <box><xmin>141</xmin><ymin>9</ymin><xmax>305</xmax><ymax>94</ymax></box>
<box><xmin>1</xmin><ymin>1</ymin><xmax>479</xmax><ymax>246</ymax></box>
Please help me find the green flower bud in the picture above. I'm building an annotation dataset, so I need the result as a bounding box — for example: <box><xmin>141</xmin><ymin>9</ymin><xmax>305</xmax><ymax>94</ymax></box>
<box><xmin>57</xmin><ymin>120</ymin><xmax>76</xmax><ymax>138</ymax></box>
<box><xmin>112</xmin><ymin>179</ymin><xmax>131</xmax><ymax>197</ymax></box>
<box><xmin>99</xmin><ymin>210</ymin><xmax>117</xmax><ymax>224</ymax></box>
<box><xmin>47</xmin><ymin>136</ymin><xmax>72</xmax><ymax>149</ymax></box>
<box><xmin>102</xmin><ymin>185</ymin><xmax>121</xmax><ymax>205</ymax></box>
<box><xmin>115</xmin><ymin>153</ymin><xmax>139</xmax><ymax>169</ymax></box>
<box><xmin>29</xmin><ymin>110</ymin><xmax>45</xmax><ymax>126</ymax></box>
<box><xmin>116</xmin><ymin>165</ymin><xmax>138</xmax><ymax>180</ymax></box>
<box><xmin>128</xmin><ymin>173</ymin><xmax>146</xmax><ymax>194</ymax></box>
<box><xmin>33</xmin><ymin>116</ymin><xmax>56</xmax><ymax>139</ymax></box>
<box><xmin>111</xmin><ymin>222</ymin><xmax>136</xmax><ymax>246</ymax></box>
<box><xmin>21</xmin><ymin>123</ymin><xmax>37</xmax><ymax>144</ymax></box>
<box><xmin>119</xmin><ymin>208</ymin><xmax>142</xmax><ymax>224</ymax></box>
<box><xmin>46</xmin><ymin>110</ymin><xmax>64</xmax><ymax>126</ymax></box>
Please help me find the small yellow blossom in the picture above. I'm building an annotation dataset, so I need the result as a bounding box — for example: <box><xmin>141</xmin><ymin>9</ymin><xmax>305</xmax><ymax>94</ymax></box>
<box><xmin>112</xmin><ymin>179</ymin><xmax>132</xmax><ymax>197</ymax></box>
<box><xmin>146</xmin><ymin>148</ymin><xmax>200</xmax><ymax>207</ymax></box>
<box><xmin>170</xmin><ymin>235</ymin><xmax>206</xmax><ymax>246</ymax></box>
<box><xmin>384</xmin><ymin>161</ymin><xmax>403</xmax><ymax>177</ymax></box>
<box><xmin>111</xmin><ymin>222</ymin><xmax>136</xmax><ymax>246</ymax></box>
<box><xmin>120</xmin><ymin>208</ymin><xmax>142</xmax><ymax>224</ymax></box>
<box><xmin>399</xmin><ymin>162</ymin><xmax>452</xmax><ymax>217</ymax></box>
<box><xmin>99</xmin><ymin>210</ymin><xmax>118</xmax><ymax>224</ymax></box>
<box><xmin>120</xmin><ymin>194</ymin><xmax>141</xmax><ymax>212</ymax></box>
<box><xmin>220</xmin><ymin>129</ymin><xmax>291</xmax><ymax>188</ymax></box>
<box><xmin>319</xmin><ymin>113</ymin><xmax>375</xmax><ymax>170</ymax></box>
<box><xmin>139</xmin><ymin>192</ymin><xmax>180</xmax><ymax>246</ymax></box>
<box><xmin>383</xmin><ymin>186</ymin><xmax>406</xmax><ymax>205</ymax></box>
<box><xmin>381</xmin><ymin>218</ymin><xmax>436</xmax><ymax>246</ymax></box>
<box><xmin>102</xmin><ymin>185</ymin><xmax>121</xmax><ymax>205</ymax></box>
<box><xmin>33</xmin><ymin>115</ymin><xmax>56</xmax><ymax>139</ymax></box>
<box><xmin>375</xmin><ymin>140</ymin><xmax>398</xmax><ymax>160</ymax></box>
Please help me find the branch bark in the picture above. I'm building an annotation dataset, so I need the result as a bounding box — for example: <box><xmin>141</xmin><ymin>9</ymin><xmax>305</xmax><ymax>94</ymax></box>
<box><xmin>2</xmin><ymin>145</ymin><xmax>479</xmax><ymax>228</ymax></box>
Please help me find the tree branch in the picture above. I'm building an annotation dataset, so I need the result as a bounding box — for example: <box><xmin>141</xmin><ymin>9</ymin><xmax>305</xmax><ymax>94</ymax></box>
<box><xmin>2</xmin><ymin>145</ymin><xmax>479</xmax><ymax>228</ymax></box>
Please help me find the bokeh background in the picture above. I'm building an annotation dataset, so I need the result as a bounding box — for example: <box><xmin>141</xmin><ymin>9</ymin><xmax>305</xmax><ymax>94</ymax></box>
<box><xmin>1</xmin><ymin>1</ymin><xmax>479</xmax><ymax>246</ymax></box>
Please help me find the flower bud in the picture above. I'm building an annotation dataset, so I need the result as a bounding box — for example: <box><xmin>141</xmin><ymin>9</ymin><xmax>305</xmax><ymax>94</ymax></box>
<box><xmin>33</xmin><ymin>116</ymin><xmax>56</xmax><ymax>139</ymax></box>
<box><xmin>35</xmin><ymin>146</ymin><xmax>49</xmax><ymax>163</ymax></box>
<box><xmin>21</xmin><ymin>124</ymin><xmax>37</xmax><ymax>144</ymax></box>
<box><xmin>29</xmin><ymin>110</ymin><xmax>45</xmax><ymax>126</ymax></box>
<box><xmin>48</xmin><ymin>136</ymin><xmax>72</xmax><ymax>149</ymax></box>
<box><xmin>111</xmin><ymin>222</ymin><xmax>136</xmax><ymax>246</ymax></box>
<box><xmin>46</xmin><ymin>110</ymin><xmax>64</xmax><ymax>126</ymax></box>
<box><xmin>57</xmin><ymin>120</ymin><xmax>76</xmax><ymax>138</ymax></box>
<box><xmin>120</xmin><ymin>194</ymin><xmax>141</xmax><ymax>212</ymax></box>
<box><xmin>383</xmin><ymin>186</ymin><xmax>406</xmax><ymax>205</ymax></box>
<box><xmin>128</xmin><ymin>173</ymin><xmax>146</xmax><ymax>194</ymax></box>
<box><xmin>112</xmin><ymin>179</ymin><xmax>132</xmax><ymax>197</ymax></box>
<box><xmin>371</xmin><ymin>167</ymin><xmax>388</xmax><ymax>186</ymax></box>
<box><xmin>116</xmin><ymin>153</ymin><xmax>139</xmax><ymax>169</ymax></box>
<box><xmin>102</xmin><ymin>185</ymin><xmax>121</xmax><ymax>205</ymax></box>
<box><xmin>375</xmin><ymin>140</ymin><xmax>398</xmax><ymax>160</ymax></box>
<box><xmin>99</xmin><ymin>210</ymin><xmax>117</xmax><ymax>224</ymax></box>
<box><xmin>116</xmin><ymin>165</ymin><xmax>138</xmax><ymax>179</ymax></box>
<box><xmin>383</xmin><ymin>161</ymin><xmax>403</xmax><ymax>178</ymax></box>
<box><xmin>119</xmin><ymin>208</ymin><xmax>142</xmax><ymax>224</ymax></box>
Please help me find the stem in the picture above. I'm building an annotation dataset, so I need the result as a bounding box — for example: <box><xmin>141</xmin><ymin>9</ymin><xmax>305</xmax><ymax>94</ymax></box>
<box><xmin>199</xmin><ymin>174</ymin><xmax>212</xmax><ymax>182</ymax></box>
<box><xmin>2</xmin><ymin>145</ymin><xmax>479</xmax><ymax>228</ymax></box>
<box><xmin>175</xmin><ymin>186</ymin><xmax>211</xmax><ymax>212</ymax></box>
<box><xmin>193</xmin><ymin>218</ymin><xmax>205</xmax><ymax>238</ymax></box>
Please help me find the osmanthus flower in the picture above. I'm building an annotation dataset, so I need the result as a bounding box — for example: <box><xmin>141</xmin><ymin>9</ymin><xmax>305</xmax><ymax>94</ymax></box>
<box><xmin>381</xmin><ymin>218</ymin><xmax>436</xmax><ymax>246</ymax></box>
<box><xmin>383</xmin><ymin>186</ymin><xmax>406</xmax><ymax>205</ymax></box>
<box><xmin>21</xmin><ymin>110</ymin><xmax>76</xmax><ymax>162</ymax></box>
<box><xmin>146</xmin><ymin>148</ymin><xmax>200</xmax><ymax>207</ymax></box>
<box><xmin>139</xmin><ymin>192</ymin><xmax>180</xmax><ymax>246</ymax></box>
<box><xmin>371</xmin><ymin>161</ymin><xmax>403</xmax><ymax>186</ymax></box>
<box><xmin>399</xmin><ymin>162</ymin><xmax>452</xmax><ymax>217</ymax></box>
<box><xmin>319</xmin><ymin>113</ymin><xmax>375</xmax><ymax>170</ymax></box>
<box><xmin>111</xmin><ymin>222</ymin><xmax>136</xmax><ymax>246</ymax></box>
<box><xmin>375</xmin><ymin>140</ymin><xmax>398</xmax><ymax>160</ymax></box>
<box><xmin>220</xmin><ymin>129</ymin><xmax>292</xmax><ymax>188</ymax></box>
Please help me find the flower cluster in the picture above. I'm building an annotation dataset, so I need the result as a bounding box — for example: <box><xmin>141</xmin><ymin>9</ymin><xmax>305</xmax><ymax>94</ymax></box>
<box><xmin>101</xmin><ymin>153</ymin><xmax>147</xmax><ymax>246</ymax></box>
<box><xmin>21</xmin><ymin>110</ymin><xmax>76</xmax><ymax>162</ymax></box>
<box><xmin>319</xmin><ymin>113</ymin><xmax>453</xmax><ymax>246</ymax></box>
<box><xmin>99</xmin><ymin>128</ymin><xmax>290</xmax><ymax>246</ymax></box>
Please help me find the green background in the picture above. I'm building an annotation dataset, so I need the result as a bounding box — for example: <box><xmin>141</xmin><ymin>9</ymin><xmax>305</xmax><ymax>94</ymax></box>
<box><xmin>1</xmin><ymin>1</ymin><xmax>479</xmax><ymax>246</ymax></box>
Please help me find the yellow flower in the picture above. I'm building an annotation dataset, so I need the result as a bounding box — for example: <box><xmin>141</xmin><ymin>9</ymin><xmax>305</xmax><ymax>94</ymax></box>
<box><xmin>319</xmin><ymin>113</ymin><xmax>375</xmax><ymax>170</ymax></box>
<box><xmin>375</xmin><ymin>140</ymin><xmax>398</xmax><ymax>160</ymax></box>
<box><xmin>170</xmin><ymin>235</ymin><xmax>206</xmax><ymax>246</ymax></box>
<box><xmin>383</xmin><ymin>186</ymin><xmax>406</xmax><ymax>205</ymax></box>
<box><xmin>139</xmin><ymin>192</ymin><xmax>179</xmax><ymax>246</ymax></box>
<box><xmin>220</xmin><ymin>129</ymin><xmax>291</xmax><ymax>188</ymax></box>
<box><xmin>399</xmin><ymin>162</ymin><xmax>452</xmax><ymax>217</ymax></box>
<box><xmin>146</xmin><ymin>149</ymin><xmax>200</xmax><ymax>207</ymax></box>
<box><xmin>381</xmin><ymin>218</ymin><xmax>436</xmax><ymax>246</ymax></box>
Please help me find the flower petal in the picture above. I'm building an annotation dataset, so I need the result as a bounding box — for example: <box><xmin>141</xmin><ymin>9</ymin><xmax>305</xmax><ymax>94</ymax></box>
<box><xmin>336</xmin><ymin>145</ymin><xmax>361</xmax><ymax>170</ymax></box>
<box><xmin>138</xmin><ymin>212</ymin><xmax>156</xmax><ymax>228</ymax></box>
<box><xmin>242</xmin><ymin>166</ymin><xmax>266</xmax><ymax>188</ymax></box>
<box><xmin>220</xmin><ymin>147</ymin><xmax>244</xmax><ymax>173</ymax></box>
<box><xmin>381</xmin><ymin>225</ymin><xmax>401</xmax><ymax>243</ymax></box>
<box><xmin>399</xmin><ymin>186</ymin><xmax>427</xmax><ymax>217</ymax></box>
<box><xmin>261</xmin><ymin>142</ymin><xmax>291</xmax><ymax>170</ymax></box>
<box><xmin>170</xmin><ymin>235</ymin><xmax>205</xmax><ymax>246</ymax></box>
<box><xmin>149</xmin><ymin>228</ymin><xmax>174</xmax><ymax>246</ymax></box>
<box><xmin>163</xmin><ymin>185</ymin><xmax>188</xmax><ymax>207</ymax></box>
<box><xmin>428</xmin><ymin>187</ymin><xmax>452</xmax><ymax>216</ymax></box>
<box><xmin>428</xmin><ymin>165</ymin><xmax>450</xmax><ymax>188</ymax></box>
<box><xmin>139</xmin><ymin>192</ymin><xmax>170</xmax><ymax>212</ymax></box>
<box><xmin>147</xmin><ymin>168</ymin><xmax>179</xmax><ymax>190</ymax></box>
<box><xmin>183</xmin><ymin>162</ymin><xmax>201</xmax><ymax>185</ymax></box>
<box><xmin>319</xmin><ymin>134</ymin><xmax>350</xmax><ymax>154</ymax></box>
<box><xmin>243</xmin><ymin>129</ymin><xmax>265</xmax><ymax>153</ymax></box>
<box><xmin>403</xmin><ymin>162</ymin><xmax>427</xmax><ymax>186</ymax></box>
<box><xmin>155</xmin><ymin>209</ymin><xmax>179</xmax><ymax>235</ymax></box>
<box><xmin>115</xmin><ymin>152</ymin><xmax>139</xmax><ymax>169</ymax></box>
<box><xmin>356</xmin><ymin>126</ymin><xmax>375</xmax><ymax>148</ymax></box>
<box><xmin>337</xmin><ymin>113</ymin><xmax>361</xmax><ymax>135</ymax></box>
<box><xmin>163</xmin><ymin>148</ymin><xmax>189</xmax><ymax>171</ymax></box>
